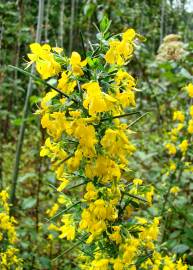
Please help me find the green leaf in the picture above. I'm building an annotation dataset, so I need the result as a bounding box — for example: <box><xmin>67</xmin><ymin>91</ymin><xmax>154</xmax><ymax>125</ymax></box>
<box><xmin>99</xmin><ymin>15</ymin><xmax>111</xmax><ymax>34</ymax></box>
<box><xmin>11</xmin><ymin>118</ymin><xmax>22</xmax><ymax>126</ymax></box>
<box><xmin>100</xmin><ymin>15</ymin><xmax>109</xmax><ymax>32</ymax></box>
<box><xmin>18</xmin><ymin>172</ymin><xmax>36</xmax><ymax>183</ymax></box>
<box><xmin>172</xmin><ymin>244</ymin><xmax>189</xmax><ymax>254</ymax></box>
<box><xmin>22</xmin><ymin>197</ymin><xmax>36</xmax><ymax>210</ymax></box>
<box><xmin>39</xmin><ymin>256</ymin><xmax>51</xmax><ymax>268</ymax></box>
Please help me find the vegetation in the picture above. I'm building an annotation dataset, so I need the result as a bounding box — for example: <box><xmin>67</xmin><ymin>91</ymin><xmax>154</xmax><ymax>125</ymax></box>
<box><xmin>0</xmin><ymin>1</ymin><xmax>193</xmax><ymax>269</ymax></box>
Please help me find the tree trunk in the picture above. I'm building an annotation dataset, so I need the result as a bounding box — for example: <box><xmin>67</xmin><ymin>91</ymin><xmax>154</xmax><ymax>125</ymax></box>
<box><xmin>69</xmin><ymin>0</ymin><xmax>75</xmax><ymax>54</ymax></box>
<box><xmin>10</xmin><ymin>0</ymin><xmax>45</xmax><ymax>209</ymax></box>
<box><xmin>44</xmin><ymin>0</ymin><xmax>50</xmax><ymax>42</ymax></box>
<box><xmin>160</xmin><ymin>0</ymin><xmax>165</xmax><ymax>44</ymax></box>
<box><xmin>58</xmin><ymin>0</ymin><xmax>65</xmax><ymax>47</ymax></box>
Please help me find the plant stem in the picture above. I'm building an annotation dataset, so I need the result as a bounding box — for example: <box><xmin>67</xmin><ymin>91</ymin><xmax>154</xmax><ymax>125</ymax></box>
<box><xmin>49</xmin><ymin>200</ymin><xmax>81</xmax><ymax>221</ymax></box>
<box><xmin>52</xmin><ymin>233</ymin><xmax>88</xmax><ymax>261</ymax></box>
<box><xmin>8</xmin><ymin>65</ymin><xmax>79</xmax><ymax>103</ymax></box>
<box><xmin>128</xmin><ymin>112</ymin><xmax>149</xmax><ymax>128</ymax></box>
<box><xmin>101</xmin><ymin>111</ymin><xmax>141</xmax><ymax>122</ymax></box>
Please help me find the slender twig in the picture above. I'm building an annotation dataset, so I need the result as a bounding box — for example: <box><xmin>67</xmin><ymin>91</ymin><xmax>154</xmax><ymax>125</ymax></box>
<box><xmin>8</xmin><ymin>65</ymin><xmax>78</xmax><ymax>103</ymax></box>
<box><xmin>56</xmin><ymin>153</ymin><xmax>75</xmax><ymax>167</ymax></box>
<box><xmin>48</xmin><ymin>184</ymin><xmax>64</xmax><ymax>194</ymax></box>
<box><xmin>49</xmin><ymin>200</ymin><xmax>81</xmax><ymax>221</ymax></box>
<box><xmin>101</xmin><ymin>111</ymin><xmax>141</xmax><ymax>122</ymax></box>
<box><xmin>128</xmin><ymin>112</ymin><xmax>149</xmax><ymax>128</ymax></box>
<box><xmin>123</xmin><ymin>192</ymin><xmax>148</xmax><ymax>203</ymax></box>
<box><xmin>80</xmin><ymin>31</ymin><xmax>86</xmax><ymax>59</ymax></box>
<box><xmin>52</xmin><ymin>234</ymin><xmax>88</xmax><ymax>261</ymax></box>
<box><xmin>68</xmin><ymin>181</ymin><xmax>87</xmax><ymax>189</ymax></box>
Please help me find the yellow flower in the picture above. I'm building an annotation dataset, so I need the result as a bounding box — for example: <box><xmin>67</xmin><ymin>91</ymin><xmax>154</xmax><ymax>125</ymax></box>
<box><xmin>57</xmin><ymin>177</ymin><xmax>69</xmax><ymax>192</ymax></box>
<box><xmin>85</xmin><ymin>155</ymin><xmax>121</xmax><ymax>184</ymax></box>
<box><xmin>57</xmin><ymin>71</ymin><xmax>77</xmax><ymax>94</ymax></box>
<box><xmin>101</xmin><ymin>128</ymin><xmax>135</xmax><ymax>164</ymax></box>
<box><xmin>173</xmin><ymin>110</ymin><xmax>185</xmax><ymax>122</ymax></box>
<box><xmin>28</xmin><ymin>43</ymin><xmax>61</xmax><ymax>79</ymax></box>
<box><xmin>133</xmin><ymin>178</ymin><xmax>143</xmax><ymax>185</ymax></box>
<box><xmin>46</xmin><ymin>203</ymin><xmax>59</xmax><ymax>218</ymax></box>
<box><xmin>52</xmin><ymin>47</ymin><xmax>63</xmax><ymax>53</ymax></box>
<box><xmin>169</xmin><ymin>161</ymin><xmax>176</xmax><ymax>171</ymax></box>
<box><xmin>48</xmin><ymin>234</ymin><xmax>54</xmax><ymax>240</ymax></box>
<box><xmin>122</xmin><ymin>238</ymin><xmax>139</xmax><ymax>264</ymax></box>
<box><xmin>109</xmin><ymin>226</ymin><xmax>122</xmax><ymax>244</ymax></box>
<box><xmin>189</xmin><ymin>105</ymin><xmax>193</xmax><ymax>117</ymax></box>
<box><xmin>71</xmin><ymin>119</ymin><xmax>97</xmax><ymax>158</ymax></box>
<box><xmin>113</xmin><ymin>258</ymin><xmax>124</xmax><ymax>270</ymax></box>
<box><xmin>177</xmin><ymin>259</ymin><xmax>188</xmax><ymax>270</ymax></box>
<box><xmin>123</xmin><ymin>205</ymin><xmax>133</xmax><ymax>218</ymax></box>
<box><xmin>186</xmin><ymin>83</ymin><xmax>193</xmax><ymax>98</ymax></box>
<box><xmin>59</xmin><ymin>214</ymin><xmax>75</xmax><ymax>240</ymax></box>
<box><xmin>122</xmin><ymin>28</ymin><xmax>136</xmax><ymax>41</ymax></box>
<box><xmin>105</xmin><ymin>28</ymin><xmax>136</xmax><ymax>65</ymax></box>
<box><xmin>82</xmin><ymin>82</ymin><xmax>108</xmax><ymax>116</ymax></box>
<box><xmin>188</xmin><ymin>119</ymin><xmax>193</xmax><ymax>134</ymax></box>
<box><xmin>27</xmin><ymin>43</ymin><xmax>51</xmax><ymax>63</ymax></box>
<box><xmin>48</xmin><ymin>223</ymin><xmax>59</xmax><ymax>231</ymax></box>
<box><xmin>165</xmin><ymin>143</ymin><xmax>176</xmax><ymax>155</ymax></box>
<box><xmin>41</xmin><ymin>90</ymin><xmax>58</xmax><ymax>110</ymax></box>
<box><xmin>179</xmin><ymin>139</ymin><xmax>188</xmax><ymax>154</ymax></box>
<box><xmin>57</xmin><ymin>194</ymin><xmax>69</xmax><ymax>205</ymax></box>
<box><xmin>84</xmin><ymin>182</ymin><xmax>98</xmax><ymax>201</ymax></box>
<box><xmin>170</xmin><ymin>186</ymin><xmax>180</xmax><ymax>194</ymax></box>
<box><xmin>70</xmin><ymin>51</ymin><xmax>87</xmax><ymax>76</ymax></box>
<box><xmin>91</xmin><ymin>258</ymin><xmax>109</xmax><ymax>270</ymax></box>
<box><xmin>146</xmin><ymin>186</ymin><xmax>154</xmax><ymax>204</ymax></box>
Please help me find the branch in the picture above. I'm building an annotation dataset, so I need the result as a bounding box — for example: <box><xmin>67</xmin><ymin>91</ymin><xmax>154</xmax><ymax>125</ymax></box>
<box><xmin>101</xmin><ymin>111</ymin><xmax>141</xmax><ymax>122</ymax></box>
<box><xmin>8</xmin><ymin>65</ymin><xmax>78</xmax><ymax>103</ymax></box>
<box><xmin>128</xmin><ymin>112</ymin><xmax>150</xmax><ymax>128</ymax></box>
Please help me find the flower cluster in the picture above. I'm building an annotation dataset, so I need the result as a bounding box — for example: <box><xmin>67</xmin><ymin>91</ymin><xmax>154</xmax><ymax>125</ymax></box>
<box><xmin>165</xmin><ymin>83</ymin><xmax>193</xmax><ymax>194</ymax></box>
<box><xmin>156</xmin><ymin>34</ymin><xmax>186</xmax><ymax>62</ymax></box>
<box><xmin>0</xmin><ymin>190</ymin><xmax>22</xmax><ymax>270</ymax></box>
<box><xmin>29</xmin><ymin>26</ymin><xmax>188</xmax><ymax>269</ymax></box>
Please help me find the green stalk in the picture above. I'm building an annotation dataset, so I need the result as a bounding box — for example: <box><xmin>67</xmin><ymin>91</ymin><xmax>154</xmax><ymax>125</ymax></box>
<box><xmin>101</xmin><ymin>111</ymin><xmax>141</xmax><ymax>122</ymax></box>
<box><xmin>8</xmin><ymin>65</ymin><xmax>78</xmax><ymax>103</ymax></box>
<box><xmin>128</xmin><ymin>112</ymin><xmax>149</xmax><ymax>128</ymax></box>
<box><xmin>49</xmin><ymin>200</ymin><xmax>81</xmax><ymax>221</ymax></box>
<box><xmin>52</xmin><ymin>233</ymin><xmax>88</xmax><ymax>261</ymax></box>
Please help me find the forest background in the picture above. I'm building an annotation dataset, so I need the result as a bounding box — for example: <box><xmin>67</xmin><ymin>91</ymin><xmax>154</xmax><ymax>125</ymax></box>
<box><xmin>0</xmin><ymin>0</ymin><xmax>193</xmax><ymax>269</ymax></box>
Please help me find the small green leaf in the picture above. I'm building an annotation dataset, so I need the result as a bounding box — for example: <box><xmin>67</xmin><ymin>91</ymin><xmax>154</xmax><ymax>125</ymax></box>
<box><xmin>172</xmin><ymin>244</ymin><xmax>189</xmax><ymax>254</ymax></box>
<box><xmin>22</xmin><ymin>197</ymin><xmax>36</xmax><ymax>210</ymax></box>
<box><xmin>100</xmin><ymin>15</ymin><xmax>109</xmax><ymax>33</ymax></box>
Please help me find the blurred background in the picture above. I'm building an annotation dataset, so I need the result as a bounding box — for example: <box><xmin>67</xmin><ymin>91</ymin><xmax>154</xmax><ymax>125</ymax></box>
<box><xmin>0</xmin><ymin>1</ymin><xmax>193</xmax><ymax>269</ymax></box>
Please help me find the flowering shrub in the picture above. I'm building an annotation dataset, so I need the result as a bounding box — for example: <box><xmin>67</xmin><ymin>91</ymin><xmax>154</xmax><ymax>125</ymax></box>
<box><xmin>26</xmin><ymin>23</ymin><xmax>188</xmax><ymax>269</ymax></box>
<box><xmin>156</xmin><ymin>34</ymin><xmax>186</xmax><ymax>62</ymax></box>
<box><xmin>0</xmin><ymin>190</ymin><xmax>22</xmax><ymax>270</ymax></box>
<box><xmin>161</xmin><ymin>83</ymin><xmax>193</xmax><ymax>254</ymax></box>
<box><xmin>165</xmin><ymin>83</ymin><xmax>193</xmax><ymax>187</ymax></box>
